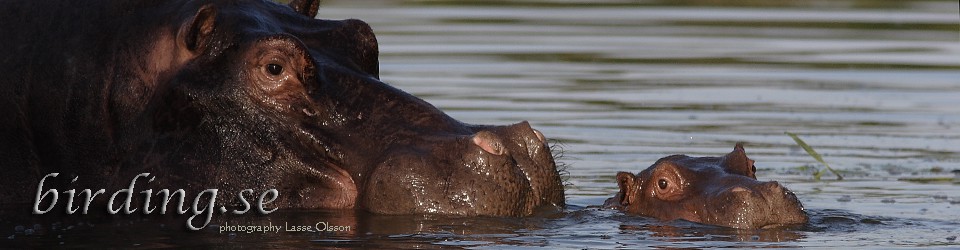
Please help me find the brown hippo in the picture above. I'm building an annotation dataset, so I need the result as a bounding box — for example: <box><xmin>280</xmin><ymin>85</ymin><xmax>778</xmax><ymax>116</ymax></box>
<box><xmin>605</xmin><ymin>144</ymin><xmax>807</xmax><ymax>229</ymax></box>
<box><xmin>0</xmin><ymin>0</ymin><xmax>564</xmax><ymax>221</ymax></box>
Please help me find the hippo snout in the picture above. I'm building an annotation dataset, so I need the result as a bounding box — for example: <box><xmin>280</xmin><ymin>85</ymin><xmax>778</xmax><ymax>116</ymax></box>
<box><xmin>475</xmin><ymin>122</ymin><xmax>563</xmax><ymax>206</ymax></box>
<box><xmin>706</xmin><ymin>180</ymin><xmax>807</xmax><ymax>229</ymax></box>
<box><xmin>754</xmin><ymin>181</ymin><xmax>805</xmax><ymax>212</ymax></box>
<box><xmin>360</xmin><ymin>121</ymin><xmax>564</xmax><ymax>216</ymax></box>
<box><xmin>497</xmin><ymin>122</ymin><xmax>563</xmax><ymax>197</ymax></box>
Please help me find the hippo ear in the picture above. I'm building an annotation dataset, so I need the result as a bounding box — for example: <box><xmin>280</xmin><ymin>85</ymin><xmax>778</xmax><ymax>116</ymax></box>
<box><xmin>289</xmin><ymin>0</ymin><xmax>320</xmax><ymax>18</ymax></box>
<box><xmin>179</xmin><ymin>4</ymin><xmax>217</xmax><ymax>53</ymax></box>
<box><xmin>616</xmin><ymin>172</ymin><xmax>639</xmax><ymax>206</ymax></box>
<box><xmin>721</xmin><ymin>143</ymin><xmax>757</xmax><ymax>179</ymax></box>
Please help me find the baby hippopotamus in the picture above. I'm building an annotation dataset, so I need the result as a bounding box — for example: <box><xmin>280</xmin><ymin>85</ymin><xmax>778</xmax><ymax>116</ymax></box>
<box><xmin>605</xmin><ymin>144</ymin><xmax>808</xmax><ymax>229</ymax></box>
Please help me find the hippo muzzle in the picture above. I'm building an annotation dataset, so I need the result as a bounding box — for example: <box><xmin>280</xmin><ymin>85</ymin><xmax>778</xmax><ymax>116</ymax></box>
<box><xmin>699</xmin><ymin>179</ymin><xmax>807</xmax><ymax>229</ymax></box>
<box><xmin>362</xmin><ymin>122</ymin><xmax>564</xmax><ymax>216</ymax></box>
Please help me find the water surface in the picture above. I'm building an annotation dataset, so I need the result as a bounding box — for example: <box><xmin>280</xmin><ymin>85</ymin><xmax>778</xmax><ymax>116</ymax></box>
<box><xmin>5</xmin><ymin>0</ymin><xmax>960</xmax><ymax>248</ymax></box>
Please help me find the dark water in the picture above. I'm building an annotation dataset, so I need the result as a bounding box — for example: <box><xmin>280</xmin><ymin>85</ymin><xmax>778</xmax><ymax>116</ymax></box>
<box><xmin>5</xmin><ymin>0</ymin><xmax>960</xmax><ymax>248</ymax></box>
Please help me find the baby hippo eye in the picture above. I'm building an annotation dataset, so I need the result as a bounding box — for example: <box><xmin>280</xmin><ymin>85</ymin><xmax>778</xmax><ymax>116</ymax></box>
<box><xmin>658</xmin><ymin>179</ymin><xmax>668</xmax><ymax>190</ymax></box>
<box><xmin>266</xmin><ymin>63</ymin><xmax>283</xmax><ymax>75</ymax></box>
<box><xmin>751</xmin><ymin>165</ymin><xmax>757</xmax><ymax>173</ymax></box>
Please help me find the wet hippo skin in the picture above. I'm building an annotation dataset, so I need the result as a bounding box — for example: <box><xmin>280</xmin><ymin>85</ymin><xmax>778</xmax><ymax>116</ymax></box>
<box><xmin>605</xmin><ymin>144</ymin><xmax>808</xmax><ymax>229</ymax></box>
<box><xmin>0</xmin><ymin>0</ymin><xmax>564</xmax><ymax>217</ymax></box>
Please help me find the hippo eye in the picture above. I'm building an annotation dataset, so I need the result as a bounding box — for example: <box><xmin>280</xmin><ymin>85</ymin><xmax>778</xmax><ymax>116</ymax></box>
<box><xmin>266</xmin><ymin>64</ymin><xmax>283</xmax><ymax>76</ymax></box>
<box><xmin>751</xmin><ymin>165</ymin><xmax>757</xmax><ymax>173</ymax></box>
<box><xmin>657</xmin><ymin>179</ymin><xmax>668</xmax><ymax>190</ymax></box>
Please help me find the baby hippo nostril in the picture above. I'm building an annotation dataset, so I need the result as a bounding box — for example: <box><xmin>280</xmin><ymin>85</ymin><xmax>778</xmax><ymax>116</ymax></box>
<box><xmin>730</xmin><ymin>186</ymin><xmax>752</xmax><ymax>194</ymax></box>
<box><xmin>472</xmin><ymin>131</ymin><xmax>505</xmax><ymax>155</ymax></box>
<box><xmin>761</xmin><ymin>181</ymin><xmax>784</xmax><ymax>193</ymax></box>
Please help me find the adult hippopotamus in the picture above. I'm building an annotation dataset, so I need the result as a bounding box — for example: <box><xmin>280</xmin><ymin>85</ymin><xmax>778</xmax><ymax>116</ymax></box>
<box><xmin>0</xmin><ymin>0</ymin><xmax>564</xmax><ymax>217</ymax></box>
<box><xmin>605</xmin><ymin>144</ymin><xmax>807</xmax><ymax>229</ymax></box>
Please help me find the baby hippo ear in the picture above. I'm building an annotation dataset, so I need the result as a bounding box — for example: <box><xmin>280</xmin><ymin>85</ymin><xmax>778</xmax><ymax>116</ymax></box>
<box><xmin>721</xmin><ymin>143</ymin><xmax>757</xmax><ymax>179</ymax></box>
<box><xmin>289</xmin><ymin>0</ymin><xmax>320</xmax><ymax>18</ymax></box>
<box><xmin>615</xmin><ymin>172</ymin><xmax>639</xmax><ymax>206</ymax></box>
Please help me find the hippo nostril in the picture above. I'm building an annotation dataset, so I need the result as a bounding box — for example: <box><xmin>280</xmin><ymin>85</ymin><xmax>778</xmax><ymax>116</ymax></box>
<box><xmin>762</xmin><ymin>181</ymin><xmax>784</xmax><ymax>193</ymax></box>
<box><xmin>532</xmin><ymin>129</ymin><xmax>546</xmax><ymax>143</ymax></box>
<box><xmin>472</xmin><ymin>131</ymin><xmax>505</xmax><ymax>155</ymax></box>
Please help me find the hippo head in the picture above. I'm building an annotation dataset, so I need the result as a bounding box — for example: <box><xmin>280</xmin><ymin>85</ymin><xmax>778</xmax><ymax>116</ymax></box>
<box><xmin>606</xmin><ymin>144</ymin><xmax>807</xmax><ymax>229</ymax></box>
<box><xmin>121</xmin><ymin>0</ymin><xmax>564</xmax><ymax>216</ymax></box>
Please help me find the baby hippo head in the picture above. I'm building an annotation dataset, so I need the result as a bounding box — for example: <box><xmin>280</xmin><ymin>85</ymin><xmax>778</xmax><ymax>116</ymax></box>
<box><xmin>606</xmin><ymin>144</ymin><xmax>808</xmax><ymax>229</ymax></box>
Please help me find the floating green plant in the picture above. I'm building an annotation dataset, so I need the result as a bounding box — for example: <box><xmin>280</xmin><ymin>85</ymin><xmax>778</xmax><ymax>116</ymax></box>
<box><xmin>785</xmin><ymin>132</ymin><xmax>843</xmax><ymax>181</ymax></box>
